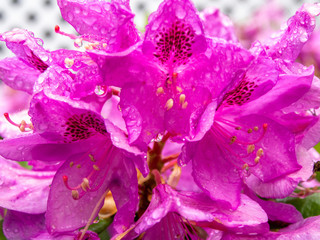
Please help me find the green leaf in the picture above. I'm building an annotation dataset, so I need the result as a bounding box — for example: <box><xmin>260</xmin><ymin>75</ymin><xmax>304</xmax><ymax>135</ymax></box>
<box><xmin>0</xmin><ymin>220</ymin><xmax>7</xmax><ymax>240</ymax></box>
<box><xmin>98</xmin><ymin>230</ymin><xmax>111</xmax><ymax>240</ymax></box>
<box><xmin>18</xmin><ymin>161</ymin><xmax>32</xmax><ymax>170</ymax></box>
<box><xmin>316</xmin><ymin>172</ymin><xmax>320</xmax><ymax>182</ymax></box>
<box><xmin>88</xmin><ymin>218</ymin><xmax>113</xmax><ymax>234</ymax></box>
<box><xmin>314</xmin><ymin>143</ymin><xmax>320</xmax><ymax>153</ymax></box>
<box><xmin>278</xmin><ymin>193</ymin><xmax>320</xmax><ymax>218</ymax></box>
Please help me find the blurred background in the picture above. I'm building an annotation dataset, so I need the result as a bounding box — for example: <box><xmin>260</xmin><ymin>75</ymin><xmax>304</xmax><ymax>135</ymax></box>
<box><xmin>0</xmin><ymin>0</ymin><xmax>317</xmax><ymax>58</ymax></box>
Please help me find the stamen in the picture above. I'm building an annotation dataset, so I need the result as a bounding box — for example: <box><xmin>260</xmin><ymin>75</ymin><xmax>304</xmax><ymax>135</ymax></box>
<box><xmin>253</xmin><ymin>126</ymin><xmax>259</xmax><ymax>131</ymax></box>
<box><xmin>55</xmin><ymin>25</ymin><xmax>77</xmax><ymax>39</ymax></box>
<box><xmin>93</xmin><ymin>165</ymin><xmax>100</xmax><ymax>171</ymax></box>
<box><xmin>179</xmin><ymin>94</ymin><xmax>186</xmax><ymax>105</ymax></box>
<box><xmin>4</xmin><ymin>113</ymin><xmax>33</xmax><ymax>132</ymax></box>
<box><xmin>181</xmin><ymin>102</ymin><xmax>188</xmax><ymax>109</ymax></box>
<box><xmin>256</xmin><ymin>148</ymin><xmax>264</xmax><ymax>157</ymax></box>
<box><xmin>72</xmin><ymin>190</ymin><xmax>79</xmax><ymax>200</ymax></box>
<box><xmin>247</xmin><ymin>144</ymin><xmax>255</xmax><ymax>153</ymax></box>
<box><xmin>247</xmin><ymin>128</ymin><xmax>253</xmax><ymax>133</ymax></box>
<box><xmin>69</xmin><ymin>161</ymin><xmax>74</xmax><ymax>167</ymax></box>
<box><xmin>230</xmin><ymin>136</ymin><xmax>237</xmax><ymax>144</ymax></box>
<box><xmin>89</xmin><ymin>154</ymin><xmax>96</xmax><ymax>162</ymax></box>
<box><xmin>165</xmin><ymin>98</ymin><xmax>174</xmax><ymax>110</ymax></box>
<box><xmin>64</xmin><ymin>57</ymin><xmax>74</xmax><ymax>68</ymax></box>
<box><xmin>176</xmin><ymin>86</ymin><xmax>183</xmax><ymax>93</ymax></box>
<box><xmin>242</xmin><ymin>163</ymin><xmax>249</xmax><ymax>170</ymax></box>
<box><xmin>156</xmin><ymin>87</ymin><xmax>164</xmax><ymax>95</ymax></box>
<box><xmin>81</xmin><ymin>178</ymin><xmax>91</xmax><ymax>192</ymax></box>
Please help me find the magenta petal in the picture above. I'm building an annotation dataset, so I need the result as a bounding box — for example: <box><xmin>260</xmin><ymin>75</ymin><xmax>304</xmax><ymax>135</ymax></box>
<box><xmin>0</xmin><ymin>57</ymin><xmax>38</xmax><ymax>94</ymax></box>
<box><xmin>0</xmin><ymin>133</ymin><xmax>101</xmax><ymax>162</ymax></box>
<box><xmin>245</xmin><ymin>174</ymin><xmax>298</xmax><ymax>199</ymax></box>
<box><xmin>266</xmin><ymin>4</ymin><xmax>320</xmax><ymax>61</ymax></box>
<box><xmin>200</xmin><ymin>7</ymin><xmax>237</xmax><ymax>41</ymax></box>
<box><xmin>126</xmin><ymin>184</ymin><xmax>267</xmax><ymax>238</ymax></box>
<box><xmin>0</xmin><ymin>29</ymin><xmax>50</xmax><ymax>72</ymax></box>
<box><xmin>235</xmin><ymin>114</ymin><xmax>300</xmax><ymax>182</ymax></box>
<box><xmin>236</xmin><ymin>63</ymin><xmax>314</xmax><ymax>115</ymax></box>
<box><xmin>58</xmin><ymin>0</ymin><xmax>139</xmax><ymax>51</ymax></box>
<box><xmin>184</xmin><ymin>132</ymin><xmax>242</xmax><ymax>209</ymax></box>
<box><xmin>182</xmin><ymin>40</ymin><xmax>252</xmax><ymax>99</ymax></box>
<box><xmin>144</xmin><ymin>0</ymin><xmax>206</xmax><ymax>68</ymax></box>
<box><xmin>3</xmin><ymin>211</ymin><xmax>46</xmax><ymax>240</ymax></box>
<box><xmin>46</xmin><ymin>144</ymin><xmax>138</xmax><ymax>233</ymax></box>
<box><xmin>89</xmin><ymin>45</ymin><xmax>163</xmax><ymax>89</ymax></box>
<box><xmin>119</xmin><ymin>83</ymin><xmax>165</xmax><ymax>148</ymax></box>
<box><xmin>165</xmin><ymin>87</ymin><xmax>214</xmax><ymax>140</ymax></box>
<box><xmin>104</xmin><ymin>119</ymin><xmax>148</xmax><ymax>176</ymax></box>
<box><xmin>0</xmin><ymin>157</ymin><xmax>54</xmax><ymax>214</ymax></box>
<box><xmin>219</xmin><ymin>56</ymin><xmax>279</xmax><ymax>109</ymax></box>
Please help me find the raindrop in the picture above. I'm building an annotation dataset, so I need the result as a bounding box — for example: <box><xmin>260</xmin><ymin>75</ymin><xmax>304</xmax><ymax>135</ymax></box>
<box><xmin>94</xmin><ymin>85</ymin><xmax>108</xmax><ymax>97</ymax></box>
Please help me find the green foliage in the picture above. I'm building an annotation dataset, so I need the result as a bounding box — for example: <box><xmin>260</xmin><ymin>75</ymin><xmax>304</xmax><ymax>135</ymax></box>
<box><xmin>0</xmin><ymin>220</ymin><xmax>7</xmax><ymax>240</ymax></box>
<box><xmin>18</xmin><ymin>161</ymin><xmax>32</xmax><ymax>170</ymax></box>
<box><xmin>278</xmin><ymin>193</ymin><xmax>320</xmax><ymax>218</ymax></box>
<box><xmin>314</xmin><ymin>143</ymin><xmax>320</xmax><ymax>153</ymax></box>
<box><xmin>88</xmin><ymin>218</ymin><xmax>113</xmax><ymax>240</ymax></box>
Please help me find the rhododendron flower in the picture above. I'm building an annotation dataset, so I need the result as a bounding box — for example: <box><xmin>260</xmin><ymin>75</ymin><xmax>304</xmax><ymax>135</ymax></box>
<box><xmin>0</xmin><ymin>92</ymin><xmax>145</xmax><ymax>234</ymax></box>
<box><xmin>1</xmin><ymin>0</ymin><xmax>320</xmax><ymax>239</ymax></box>
<box><xmin>179</xmin><ymin>3</ymin><xmax>320</xmax><ymax>209</ymax></box>
<box><xmin>117</xmin><ymin>184</ymin><xmax>268</xmax><ymax>239</ymax></box>
<box><xmin>89</xmin><ymin>0</ymin><xmax>252</xmax><ymax>149</ymax></box>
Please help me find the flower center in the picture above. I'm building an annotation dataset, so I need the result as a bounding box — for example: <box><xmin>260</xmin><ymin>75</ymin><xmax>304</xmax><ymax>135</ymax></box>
<box><xmin>153</xmin><ymin>20</ymin><xmax>195</xmax><ymax>68</ymax></box>
<box><xmin>26</xmin><ymin>51</ymin><xmax>49</xmax><ymax>73</ymax></box>
<box><xmin>62</xmin><ymin>112</ymin><xmax>107</xmax><ymax>143</ymax></box>
<box><xmin>211</xmin><ymin>117</ymin><xmax>268</xmax><ymax>170</ymax></box>
<box><xmin>222</xmin><ymin>77</ymin><xmax>258</xmax><ymax>107</ymax></box>
<box><xmin>62</xmin><ymin>140</ymin><xmax>114</xmax><ymax>200</ymax></box>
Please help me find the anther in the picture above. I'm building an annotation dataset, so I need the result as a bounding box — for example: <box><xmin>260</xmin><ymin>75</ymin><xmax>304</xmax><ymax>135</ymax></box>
<box><xmin>64</xmin><ymin>58</ymin><xmax>74</xmax><ymax>68</ymax></box>
<box><xmin>4</xmin><ymin>113</ymin><xmax>33</xmax><ymax>132</ymax></box>
<box><xmin>230</xmin><ymin>136</ymin><xmax>237</xmax><ymax>144</ymax></box>
<box><xmin>235</xmin><ymin>126</ymin><xmax>242</xmax><ymax>130</ymax></box>
<box><xmin>89</xmin><ymin>154</ymin><xmax>95</xmax><ymax>162</ymax></box>
<box><xmin>181</xmin><ymin>102</ymin><xmax>188</xmax><ymax>109</ymax></box>
<box><xmin>253</xmin><ymin>126</ymin><xmax>259</xmax><ymax>131</ymax></box>
<box><xmin>156</xmin><ymin>87</ymin><xmax>164</xmax><ymax>95</ymax></box>
<box><xmin>93</xmin><ymin>165</ymin><xmax>100</xmax><ymax>171</ymax></box>
<box><xmin>242</xmin><ymin>163</ymin><xmax>249</xmax><ymax>170</ymax></box>
<box><xmin>179</xmin><ymin>94</ymin><xmax>186</xmax><ymax>105</ymax></box>
<box><xmin>256</xmin><ymin>148</ymin><xmax>264</xmax><ymax>157</ymax></box>
<box><xmin>247</xmin><ymin>128</ymin><xmax>253</xmax><ymax>133</ymax></box>
<box><xmin>72</xmin><ymin>190</ymin><xmax>80</xmax><ymax>200</ymax></box>
<box><xmin>247</xmin><ymin>144</ymin><xmax>255</xmax><ymax>154</ymax></box>
<box><xmin>254</xmin><ymin>156</ymin><xmax>260</xmax><ymax>163</ymax></box>
<box><xmin>69</xmin><ymin>161</ymin><xmax>74</xmax><ymax>167</ymax></box>
<box><xmin>176</xmin><ymin>86</ymin><xmax>183</xmax><ymax>93</ymax></box>
<box><xmin>81</xmin><ymin>178</ymin><xmax>90</xmax><ymax>192</ymax></box>
<box><xmin>76</xmin><ymin>164</ymin><xmax>81</xmax><ymax>168</ymax></box>
<box><xmin>165</xmin><ymin>98</ymin><xmax>174</xmax><ymax>110</ymax></box>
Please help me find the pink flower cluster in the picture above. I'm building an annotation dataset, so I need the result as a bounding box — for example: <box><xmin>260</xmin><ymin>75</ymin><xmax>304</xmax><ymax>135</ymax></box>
<box><xmin>1</xmin><ymin>0</ymin><xmax>320</xmax><ymax>239</ymax></box>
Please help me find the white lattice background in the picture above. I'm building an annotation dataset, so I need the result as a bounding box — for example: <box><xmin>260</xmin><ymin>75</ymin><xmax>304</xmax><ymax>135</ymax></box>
<box><xmin>0</xmin><ymin>0</ymin><xmax>317</xmax><ymax>58</ymax></box>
